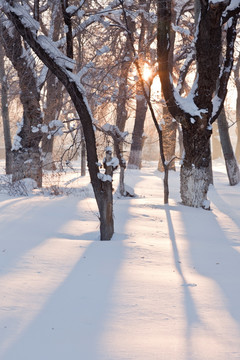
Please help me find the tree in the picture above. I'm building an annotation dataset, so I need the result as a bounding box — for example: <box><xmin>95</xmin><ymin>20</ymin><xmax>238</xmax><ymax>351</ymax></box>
<box><xmin>217</xmin><ymin>107</ymin><xmax>240</xmax><ymax>185</ymax></box>
<box><xmin>0</xmin><ymin>20</ymin><xmax>43</xmax><ymax>186</ymax></box>
<box><xmin>41</xmin><ymin>3</ymin><xmax>64</xmax><ymax>170</ymax></box>
<box><xmin>234</xmin><ymin>53</ymin><xmax>240</xmax><ymax>162</ymax></box>
<box><xmin>0</xmin><ymin>38</ymin><xmax>12</xmax><ymax>174</ymax></box>
<box><xmin>0</xmin><ymin>0</ymin><xmax>120</xmax><ymax>240</ymax></box>
<box><xmin>128</xmin><ymin>1</ymin><xmax>156</xmax><ymax>169</ymax></box>
<box><xmin>157</xmin><ymin>0</ymin><xmax>240</xmax><ymax>208</ymax></box>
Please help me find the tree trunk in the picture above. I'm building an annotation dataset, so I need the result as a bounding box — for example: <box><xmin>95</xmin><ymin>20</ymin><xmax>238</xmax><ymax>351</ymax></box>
<box><xmin>98</xmin><ymin>181</ymin><xmax>114</xmax><ymax>240</ymax></box>
<box><xmin>218</xmin><ymin>108</ymin><xmax>240</xmax><ymax>185</ymax></box>
<box><xmin>42</xmin><ymin>5</ymin><xmax>63</xmax><ymax>170</ymax></box>
<box><xmin>69</xmin><ymin>83</ymin><xmax>114</xmax><ymax>240</ymax></box>
<box><xmin>42</xmin><ymin>73</ymin><xmax>62</xmax><ymax>170</ymax></box>
<box><xmin>158</xmin><ymin>104</ymin><xmax>177</xmax><ymax>171</ymax></box>
<box><xmin>0</xmin><ymin>41</ymin><xmax>12</xmax><ymax>174</ymax></box>
<box><xmin>235</xmin><ymin>81</ymin><xmax>240</xmax><ymax>162</ymax></box>
<box><xmin>212</xmin><ymin>122</ymin><xmax>222</xmax><ymax>159</ymax></box>
<box><xmin>1</xmin><ymin>25</ymin><xmax>43</xmax><ymax>186</ymax></box>
<box><xmin>81</xmin><ymin>135</ymin><xmax>86</xmax><ymax>177</ymax></box>
<box><xmin>118</xmin><ymin>166</ymin><xmax>125</xmax><ymax>196</ymax></box>
<box><xmin>180</xmin><ymin>124</ymin><xmax>212</xmax><ymax>208</ymax></box>
<box><xmin>12</xmin><ymin>147</ymin><xmax>42</xmax><ymax>185</ymax></box>
<box><xmin>128</xmin><ymin>82</ymin><xmax>147</xmax><ymax>169</ymax></box>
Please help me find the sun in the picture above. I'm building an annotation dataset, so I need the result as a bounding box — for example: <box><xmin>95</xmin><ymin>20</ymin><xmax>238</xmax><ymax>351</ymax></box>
<box><xmin>143</xmin><ymin>63</ymin><xmax>152</xmax><ymax>81</ymax></box>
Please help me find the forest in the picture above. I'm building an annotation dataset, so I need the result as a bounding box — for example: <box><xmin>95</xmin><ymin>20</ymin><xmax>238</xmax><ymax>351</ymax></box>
<box><xmin>0</xmin><ymin>0</ymin><xmax>239</xmax><ymax>239</ymax></box>
<box><xmin>0</xmin><ymin>1</ymin><xmax>240</xmax><ymax>359</ymax></box>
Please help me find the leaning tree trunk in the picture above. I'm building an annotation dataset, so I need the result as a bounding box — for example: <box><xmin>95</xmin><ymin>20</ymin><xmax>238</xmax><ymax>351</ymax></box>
<box><xmin>69</xmin><ymin>83</ymin><xmax>114</xmax><ymax>240</ymax></box>
<box><xmin>218</xmin><ymin>108</ymin><xmax>240</xmax><ymax>185</ymax></box>
<box><xmin>180</xmin><ymin>121</ymin><xmax>212</xmax><ymax>208</ymax></box>
<box><xmin>0</xmin><ymin>41</ymin><xmax>12</xmax><ymax>174</ymax></box>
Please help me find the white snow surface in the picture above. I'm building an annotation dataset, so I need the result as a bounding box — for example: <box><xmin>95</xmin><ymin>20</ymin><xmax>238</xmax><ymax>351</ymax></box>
<box><xmin>0</xmin><ymin>160</ymin><xmax>240</xmax><ymax>360</ymax></box>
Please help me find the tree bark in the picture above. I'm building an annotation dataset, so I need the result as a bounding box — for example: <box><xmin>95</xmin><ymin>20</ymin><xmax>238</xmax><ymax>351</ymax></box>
<box><xmin>99</xmin><ymin>181</ymin><xmax>114</xmax><ymax>240</ymax></box>
<box><xmin>234</xmin><ymin>59</ymin><xmax>240</xmax><ymax>163</ymax></box>
<box><xmin>236</xmin><ymin>93</ymin><xmax>240</xmax><ymax>162</ymax></box>
<box><xmin>1</xmin><ymin>25</ymin><xmax>43</xmax><ymax>186</ymax></box>
<box><xmin>0</xmin><ymin>40</ymin><xmax>12</xmax><ymax>174</ymax></box>
<box><xmin>128</xmin><ymin>81</ymin><xmax>148</xmax><ymax>169</ymax></box>
<box><xmin>128</xmin><ymin>2</ymin><xmax>151</xmax><ymax>170</ymax></box>
<box><xmin>42</xmin><ymin>72</ymin><xmax>62</xmax><ymax>170</ymax></box>
<box><xmin>180</xmin><ymin>121</ymin><xmax>212</xmax><ymax>207</ymax></box>
<box><xmin>212</xmin><ymin>122</ymin><xmax>222</xmax><ymax>159</ymax></box>
<box><xmin>158</xmin><ymin>105</ymin><xmax>177</xmax><ymax>171</ymax></box>
<box><xmin>81</xmin><ymin>134</ymin><xmax>86</xmax><ymax>177</ymax></box>
<box><xmin>218</xmin><ymin>108</ymin><xmax>240</xmax><ymax>185</ymax></box>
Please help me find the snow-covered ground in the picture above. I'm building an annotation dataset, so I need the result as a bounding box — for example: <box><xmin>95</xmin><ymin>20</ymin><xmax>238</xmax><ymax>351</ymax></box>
<box><xmin>0</xmin><ymin>160</ymin><xmax>240</xmax><ymax>360</ymax></box>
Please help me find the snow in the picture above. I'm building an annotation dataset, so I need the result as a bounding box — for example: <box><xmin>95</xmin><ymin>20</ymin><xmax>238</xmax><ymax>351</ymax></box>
<box><xmin>0</xmin><ymin>160</ymin><xmax>240</xmax><ymax>360</ymax></box>
<box><xmin>211</xmin><ymin>95</ymin><xmax>222</xmax><ymax>121</ymax></box>
<box><xmin>10</xmin><ymin>3</ymin><xmax>40</xmax><ymax>32</ymax></box>
<box><xmin>224</xmin><ymin>0</ymin><xmax>240</xmax><ymax>11</ymax></box>
<box><xmin>172</xmin><ymin>74</ymin><xmax>208</xmax><ymax>119</ymax></box>
<box><xmin>105</xmin><ymin>146</ymin><xmax>112</xmax><ymax>153</ymax></box>
<box><xmin>96</xmin><ymin>46</ymin><xmax>110</xmax><ymax>56</ymax></box>
<box><xmin>37</xmin><ymin>35</ymin><xmax>75</xmax><ymax>71</ymax></box>
<box><xmin>11</xmin><ymin>119</ymin><xmax>24</xmax><ymax>151</ymax></box>
<box><xmin>172</xmin><ymin>23</ymin><xmax>190</xmax><ymax>37</ymax></box>
<box><xmin>97</xmin><ymin>172</ymin><xmax>112</xmax><ymax>182</ymax></box>
<box><xmin>106</xmin><ymin>157</ymin><xmax>119</xmax><ymax>168</ymax></box>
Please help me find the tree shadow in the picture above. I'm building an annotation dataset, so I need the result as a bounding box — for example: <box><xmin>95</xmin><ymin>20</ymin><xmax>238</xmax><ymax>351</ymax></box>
<box><xmin>0</xmin><ymin>182</ymin><xmax>138</xmax><ymax>360</ymax></box>
<box><xmin>0</xmin><ymin>196</ymin><xmax>89</xmax><ymax>272</ymax></box>
<box><xmin>208</xmin><ymin>184</ymin><xmax>240</xmax><ymax>237</ymax></box>
<box><xmin>0</xmin><ymin>238</ymin><xmax>126</xmax><ymax>360</ymax></box>
<box><xmin>180</xmin><ymin>204</ymin><xmax>240</xmax><ymax>330</ymax></box>
<box><xmin>165</xmin><ymin>205</ymin><xmax>200</xmax><ymax>359</ymax></box>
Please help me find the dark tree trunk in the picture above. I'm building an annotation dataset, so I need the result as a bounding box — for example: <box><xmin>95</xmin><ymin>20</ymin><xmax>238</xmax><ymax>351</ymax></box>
<box><xmin>81</xmin><ymin>135</ymin><xmax>86</xmax><ymax>177</ymax></box>
<box><xmin>218</xmin><ymin>108</ymin><xmax>240</xmax><ymax>185</ymax></box>
<box><xmin>0</xmin><ymin>41</ymin><xmax>12</xmax><ymax>174</ymax></box>
<box><xmin>99</xmin><ymin>181</ymin><xmax>114</xmax><ymax>240</ymax></box>
<box><xmin>180</xmin><ymin>121</ymin><xmax>212</xmax><ymax>207</ymax></box>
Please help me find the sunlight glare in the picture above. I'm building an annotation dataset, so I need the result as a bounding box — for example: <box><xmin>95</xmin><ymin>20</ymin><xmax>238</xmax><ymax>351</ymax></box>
<box><xmin>143</xmin><ymin>63</ymin><xmax>152</xmax><ymax>81</ymax></box>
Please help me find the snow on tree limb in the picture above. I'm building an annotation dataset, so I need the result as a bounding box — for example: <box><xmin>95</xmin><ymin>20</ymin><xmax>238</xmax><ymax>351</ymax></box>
<box><xmin>222</xmin><ymin>0</ymin><xmax>240</xmax><ymax>22</ymax></box>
